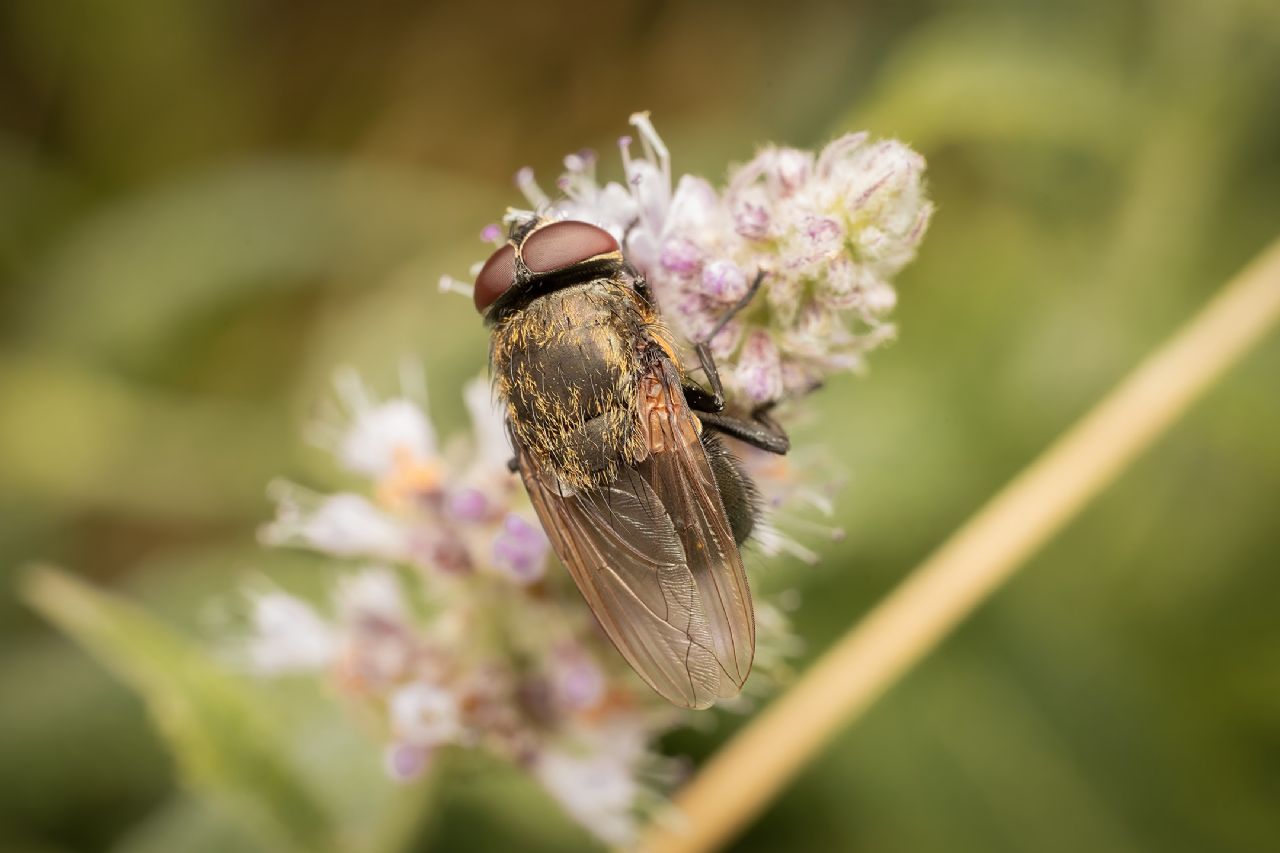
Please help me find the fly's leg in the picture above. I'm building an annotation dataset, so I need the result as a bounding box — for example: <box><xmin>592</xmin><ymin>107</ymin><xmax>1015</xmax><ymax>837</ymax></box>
<box><xmin>685</xmin><ymin>270</ymin><xmax>767</xmax><ymax>412</ymax></box>
<box><xmin>682</xmin><ymin>270</ymin><xmax>789</xmax><ymax>454</ymax></box>
<box><xmin>698</xmin><ymin>405</ymin><xmax>790</xmax><ymax>455</ymax></box>
<box><xmin>505</xmin><ymin>421</ymin><xmax>521</xmax><ymax>473</ymax></box>
<box><xmin>680</xmin><ymin>381</ymin><xmax>719</xmax><ymax>413</ymax></box>
<box><xmin>620</xmin><ymin>218</ymin><xmax>657</xmax><ymax>303</ymax></box>
<box><xmin>687</xmin><ymin>384</ymin><xmax>790</xmax><ymax>452</ymax></box>
<box><xmin>627</xmin><ymin>264</ymin><xmax>653</xmax><ymax>305</ymax></box>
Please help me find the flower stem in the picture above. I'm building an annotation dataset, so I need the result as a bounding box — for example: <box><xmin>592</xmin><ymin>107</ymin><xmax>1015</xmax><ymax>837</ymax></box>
<box><xmin>636</xmin><ymin>236</ymin><xmax>1280</xmax><ymax>853</ymax></box>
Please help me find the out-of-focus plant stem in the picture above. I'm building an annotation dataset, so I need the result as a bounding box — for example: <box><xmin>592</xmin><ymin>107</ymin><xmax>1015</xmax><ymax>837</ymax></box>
<box><xmin>636</xmin><ymin>236</ymin><xmax>1280</xmax><ymax>853</ymax></box>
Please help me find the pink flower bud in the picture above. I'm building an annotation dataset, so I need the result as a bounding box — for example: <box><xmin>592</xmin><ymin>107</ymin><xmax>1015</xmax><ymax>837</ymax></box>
<box><xmin>709</xmin><ymin>318</ymin><xmax>743</xmax><ymax>359</ymax></box>
<box><xmin>702</xmin><ymin>259</ymin><xmax>749</xmax><ymax>302</ymax></box>
<box><xmin>660</xmin><ymin>237</ymin><xmax>702</xmax><ymax>276</ymax></box>
<box><xmin>804</xmin><ymin>216</ymin><xmax>844</xmax><ymax>253</ymax></box>
<box><xmin>734</xmin><ymin>201</ymin><xmax>771</xmax><ymax>240</ymax></box>
<box><xmin>493</xmin><ymin>513</ymin><xmax>549</xmax><ymax>584</ymax></box>
<box><xmin>815</xmin><ymin>131</ymin><xmax>869</xmax><ymax>179</ymax></box>
<box><xmin>770</xmin><ymin>148</ymin><xmax>813</xmax><ymax>196</ymax></box>
<box><xmin>447</xmin><ymin>487</ymin><xmax>491</xmax><ymax>522</ymax></box>
<box><xmin>735</xmin><ymin>331</ymin><xmax>784</xmax><ymax>404</ymax></box>
<box><xmin>385</xmin><ymin>742</ymin><xmax>433</xmax><ymax>782</ymax></box>
<box><xmin>666</xmin><ymin>175</ymin><xmax>721</xmax><ymax>232</ymax></box>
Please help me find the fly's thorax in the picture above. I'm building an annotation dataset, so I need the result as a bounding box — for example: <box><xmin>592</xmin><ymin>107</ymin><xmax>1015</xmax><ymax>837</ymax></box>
<box><xmin>490</xmin><ymin>279</ymin><xmax>653</xmax><ymax>490</ymax></box>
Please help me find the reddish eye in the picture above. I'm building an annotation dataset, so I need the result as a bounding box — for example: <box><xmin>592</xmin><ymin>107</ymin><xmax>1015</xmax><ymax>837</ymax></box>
<box><xmin>474</xmin><ymin>244</ymin><xmax>516</xmax><ymax>313</ymax></box>
<box><xmin>521</xmin><ymin>221</ymin><xmax>619</xmax><ymax>274</ymax></box>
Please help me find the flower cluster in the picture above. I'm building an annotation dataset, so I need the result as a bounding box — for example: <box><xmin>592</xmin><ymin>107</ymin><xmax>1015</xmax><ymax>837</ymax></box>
<box><xmin>236</xmin><ymin>116</ymin><xmax>929</xmax><ymax>844</ymax></box>
<box><xmin>448</xmin><ymin>113</ymin><xmax>932</xmax><ymax>405</ymax></box>
<box><xmin>235</xmin><ymin>365</ymin><xmax>799</xmax><ymax>845</ymax></box>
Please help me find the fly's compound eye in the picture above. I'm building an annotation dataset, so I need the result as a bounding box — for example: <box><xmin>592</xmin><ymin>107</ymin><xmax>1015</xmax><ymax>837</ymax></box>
<box><xmin>520</xmin><ymin>220</ymin><xmax>620</xmax><ymax>275</ymax></box>
<box><xmin>473</xmin><ymin>243</ymin><xmax>516</xmax><ymax>313</ymax></box>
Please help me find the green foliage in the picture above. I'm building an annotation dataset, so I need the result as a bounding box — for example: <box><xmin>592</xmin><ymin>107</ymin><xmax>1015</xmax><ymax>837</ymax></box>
<box><xmin>21</xmin><ymin>566</ymin><xmax>339</xmax><ymax>853</ymax></box>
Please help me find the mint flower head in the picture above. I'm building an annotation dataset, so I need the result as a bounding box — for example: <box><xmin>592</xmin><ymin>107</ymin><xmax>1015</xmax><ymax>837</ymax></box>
<box><xmin>236</xmin><ymin>115</ymin><xmax>930</xmax><ymax>845</ymax></box>
<box><xmin>450</xmin><ymin>113</ymin><xmax>933</xmax><ymax>406</ymax></box>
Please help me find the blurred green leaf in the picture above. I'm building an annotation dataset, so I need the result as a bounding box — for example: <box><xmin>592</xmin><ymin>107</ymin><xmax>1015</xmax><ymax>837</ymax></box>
<box><xmin>114</xmin><ymin>794</ymin><xmax>265</xmax><ymax>853</ymax></box>
<box><xmin>21</xmin><ymin>566</ymin><xmax>338</xmax><ymax>853</ymax></box>
<box><xmin>0</xmin><ymin>356</ymin><xmax>285</xmax><ymax>519</ymax></box>
<box><xmin>422</xmin><ymin>751</ymin><xmax>600</xmax><ymax>853</ymax></box>
<box><xmin>844</xmin><ymin>17</ymin><xmax>1130</xmax><ymax>156</ymax></box>
<box><xmin>0</xmin><ymin>634</ymin><xmax>167</xmax><ymax>849</ymax></box>
<box><xmin>0</xmin><ymin>134</ymin><xmax>84</xmax><ymax>286</ymax></box>
<box><xmin>19</xmin><ymin>160</ymin><xmax>503</xmax><ymax>369</ymax></box>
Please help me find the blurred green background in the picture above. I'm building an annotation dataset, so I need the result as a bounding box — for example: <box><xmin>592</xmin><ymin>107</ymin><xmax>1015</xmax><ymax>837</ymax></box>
<box><xmin>3</xmin><ymin>1</ymin><xmax>1279</xmax><ymax>851</ymax></box>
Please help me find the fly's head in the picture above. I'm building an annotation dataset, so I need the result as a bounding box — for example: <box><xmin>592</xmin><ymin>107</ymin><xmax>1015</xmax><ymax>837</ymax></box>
<box><xmin>474</xmin><ymin>219</ymin><xmax>625</xmax><ymax>324</ymax></box>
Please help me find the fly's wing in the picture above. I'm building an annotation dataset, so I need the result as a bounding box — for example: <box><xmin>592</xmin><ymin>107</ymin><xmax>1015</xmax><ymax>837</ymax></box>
<box><xmin>519</xmin><ymin>464</ymin><xmax>724</xmax><ymax>708</ymax></box>
<box><xmin>636</xmin><ymin>358</ymin><xmax>755</xmax><ymax>692</ymax></box>
<box><xmin>515</xmin><ymin>358</ymin><xmax>754</xmax><ymax>709</ymax></box>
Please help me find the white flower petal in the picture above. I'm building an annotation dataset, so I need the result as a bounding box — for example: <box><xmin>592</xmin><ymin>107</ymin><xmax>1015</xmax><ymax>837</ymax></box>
<box><xmin>243</xmin><ymin>592</ymin><xmax>337</xmax><ymax>674</ymax></box>
<box><xmin>340</xmin><ymin>398</ymin><xmax>437</xmax><ymax>478</ymax></box>
<box><xmin>535</xmin><ymin>748</ymin><xmax>642</xmax><ymax>846</ymax></box>
<box><xmin>335</xmin><ymin>567</ymin><xmax>406</xmax><ymax>623</ymax></box>
<box><xmin>390</xmin><ymin>682</ymin><xmax>463</xmax><ymax>746</ymax></box>
<box><xmin>463</xmin><ymin>376</ymin><xmax>511</xmax><ymax>473</ymax></box>
<box><xmin>262</xmin><ymin>489</ymin><xmax>411</xmax><ymax>561</ymax></box>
